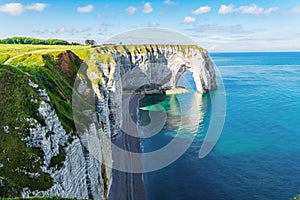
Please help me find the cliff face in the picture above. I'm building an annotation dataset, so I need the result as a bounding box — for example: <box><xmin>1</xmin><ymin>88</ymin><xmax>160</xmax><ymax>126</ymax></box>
<box><xmin>0</xmin><ymin>50</ymin><xmax>115</xmax><ymax>200</ymax></box>
<box><xmin>0</xmin><ymin>44</ymin><xmax>216</xmax><ymax>199</ymax></box>
<box><xmin>22</xmin><ymin>79</ymin><xmax>113</xmax><ymax>200</ymax></box>
<box><xmin>22</xmin><ymin>50</ymin><xmax>122</xmax><ymax>199</ymax></box>
<box><xmin>106</xmin><ymin>45</ymin><xmax>216</xmax><ymax>93</ymax></box>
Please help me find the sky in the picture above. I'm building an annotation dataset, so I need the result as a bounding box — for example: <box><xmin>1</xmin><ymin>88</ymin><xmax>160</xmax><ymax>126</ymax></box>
<box><xmin>0</xmin><ymin>0</ymin><xmax>300</xmax><ymax>52</ymax></box>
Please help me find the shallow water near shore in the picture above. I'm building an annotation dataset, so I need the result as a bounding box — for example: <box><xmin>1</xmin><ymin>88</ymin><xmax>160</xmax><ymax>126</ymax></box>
<box><xmin>138</xmin><ymin>52</ymin><xmax>300</xmax><ymax>200</ymax></box>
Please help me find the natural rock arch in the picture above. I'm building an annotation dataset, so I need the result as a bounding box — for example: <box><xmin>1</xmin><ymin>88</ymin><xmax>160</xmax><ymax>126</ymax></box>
<box><xmin>112</xmin><ymin>45</ymin><xmax>217</xmax><ymax>93</ymax></box>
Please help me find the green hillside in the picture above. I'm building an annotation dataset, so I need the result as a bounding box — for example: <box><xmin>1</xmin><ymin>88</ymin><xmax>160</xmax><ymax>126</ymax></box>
<box><xmin>0</xmin><ymin>45</ymin><xmax>91</xmax><ymax>197</ymax></box>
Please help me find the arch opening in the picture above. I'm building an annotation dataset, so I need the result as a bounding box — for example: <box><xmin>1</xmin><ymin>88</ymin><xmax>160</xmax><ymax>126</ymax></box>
<box><xmin>176</xmin><ymin>70</ymin><xmax>197</xmax><ymax>92</ymax></box>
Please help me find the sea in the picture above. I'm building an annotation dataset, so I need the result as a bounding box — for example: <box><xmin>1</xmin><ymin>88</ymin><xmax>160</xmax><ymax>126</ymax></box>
<box><xmin>137</xmin><ymin>52</ymin><xmax>300</xmax><ymax>200</ymax></box>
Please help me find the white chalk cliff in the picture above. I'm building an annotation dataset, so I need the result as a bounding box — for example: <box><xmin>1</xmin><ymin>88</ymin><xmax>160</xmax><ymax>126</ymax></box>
<box><xmin>110</xmin><ymin>45</ymin><xmax>216</xmax><ymax>93</ymax></box>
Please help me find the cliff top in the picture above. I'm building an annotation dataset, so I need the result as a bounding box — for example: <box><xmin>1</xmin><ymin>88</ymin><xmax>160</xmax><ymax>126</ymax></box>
<box><xmin>0</xmin><ymin>44</ymin><xmax>206</xmax><ymax>65</ymax></box>
<box><xmin>97</xmin><ymin>44</ymin><xmax>207</xmax><ymax>54</ymax></box>
<box><xmin>0</xmin><ymin>44</ymin><xmax>208</xmax><ymax>70</ymax></box>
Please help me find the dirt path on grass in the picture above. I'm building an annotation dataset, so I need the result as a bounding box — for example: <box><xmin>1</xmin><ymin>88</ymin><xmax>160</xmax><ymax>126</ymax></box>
<box><xmin>4</xmin><ymin>49</ymin><xmax>61</xmax><ymax>65</ymax></box>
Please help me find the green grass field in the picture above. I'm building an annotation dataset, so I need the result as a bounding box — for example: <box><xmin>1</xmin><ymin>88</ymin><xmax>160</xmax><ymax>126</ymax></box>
<box><xmin>0</xmin><ymin>44</ymin><xmax>91</xmax><ymax>65</ymax></box>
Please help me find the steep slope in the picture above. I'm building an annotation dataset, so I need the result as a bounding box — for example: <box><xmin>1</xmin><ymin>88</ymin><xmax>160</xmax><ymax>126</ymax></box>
<box><xmin>0</xmin><ymin>49</ymin><xmax>114</xmax><ymax>199</ymax></box>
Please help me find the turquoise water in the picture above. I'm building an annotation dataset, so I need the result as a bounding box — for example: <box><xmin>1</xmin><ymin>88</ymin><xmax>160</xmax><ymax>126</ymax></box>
<box><xmin>139</xmin><ymin>52</ymin><xmax>300</xmax><ymax>199</ymax></box>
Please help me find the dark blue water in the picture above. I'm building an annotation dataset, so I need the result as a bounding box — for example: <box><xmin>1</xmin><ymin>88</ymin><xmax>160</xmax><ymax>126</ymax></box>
<box><xmin>140</xmin><ymin>52</ymin><xmax>300</xmax><ymax>200</ymax></box>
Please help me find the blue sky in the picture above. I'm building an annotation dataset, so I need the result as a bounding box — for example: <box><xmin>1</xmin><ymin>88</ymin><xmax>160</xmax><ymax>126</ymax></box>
<box><xmin>0</xmin><ymin>0</ymin><xmax>300</xmax><ymax>52</ymax></box>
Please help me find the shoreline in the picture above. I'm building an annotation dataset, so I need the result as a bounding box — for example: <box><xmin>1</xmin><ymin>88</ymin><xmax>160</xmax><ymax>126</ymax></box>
<box><xmin>164</xmin><ymin>87</ymin><xmax>189</xmax><ymax>95</ymax></box>
<box><xmin>123</xmin><ymin>87</ymin><xmax>189</xmax><ymax>95</ymax></box>
<box><xmin>108</xmin><ymin>94</ymin><xmax>146</xmax><ymax>200</ymax></box>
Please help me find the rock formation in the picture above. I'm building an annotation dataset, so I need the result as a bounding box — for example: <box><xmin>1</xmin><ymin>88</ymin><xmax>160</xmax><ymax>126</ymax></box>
<box><xmin>102</xmin><ymin>45</ymin><xmax>217</xmax><ymax>93</ymax></box>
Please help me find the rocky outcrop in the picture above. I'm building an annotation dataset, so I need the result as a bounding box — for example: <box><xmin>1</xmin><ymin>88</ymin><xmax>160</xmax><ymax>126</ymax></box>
<box><xmin>107</xmin><ymin>45</ymin><xmax>216</xmax><ymax>93</ymax></box>
<box><xmin>22</xmin><ymin>78</ymin><xmax>114</xmax><ymax>200</ymax></box>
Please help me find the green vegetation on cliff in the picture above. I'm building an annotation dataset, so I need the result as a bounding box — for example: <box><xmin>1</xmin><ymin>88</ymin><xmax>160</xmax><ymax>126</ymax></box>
<box><xmin>0</xmin><ymin>45</ymin><xmax>90</xmax><ymax>197</ymax></box>
<box><xmin>0</xmin><ymin>67</ymin><xmax>53</xmax><ymax>195</ymax></box>
<box><xmin>97</xmin><ymin>44</ymin><xmax>206</xmax><ymax>55</ymax></box>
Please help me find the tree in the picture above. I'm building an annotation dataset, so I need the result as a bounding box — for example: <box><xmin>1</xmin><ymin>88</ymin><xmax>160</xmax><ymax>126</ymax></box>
<box><xmin>0</xmin><ymin>37</ymin><xmax>72</xmax><ymax>45</ymax></box>
<box><xmin>85</xmin><ymin>39</ymin><xmax>96</xmax><ymax>46</ymax></box>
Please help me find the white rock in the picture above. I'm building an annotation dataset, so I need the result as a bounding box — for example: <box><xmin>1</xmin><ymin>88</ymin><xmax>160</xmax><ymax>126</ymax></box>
<box><xmin>30</xmin><ymin>99</ymin><xmax>38</xmax><ymax>103</ymax></box>
<box><xmin>3</xmin><ymin>126</ymin><xmax>9</xmax><ymax>133</ymax></box>
<box><xmin>25</xmin><ymin>80</ymin><xmax>113</xmax><ymax>200</ymax></box>
<box><xmin>116</xmin><ymin>46</ymin><xmax>216</xmax><ymax>93</ymax></box>
<box><xmin>28</xmin><ymin>79</ymin><xmax>39</xmax><ymax>89</ymax></box>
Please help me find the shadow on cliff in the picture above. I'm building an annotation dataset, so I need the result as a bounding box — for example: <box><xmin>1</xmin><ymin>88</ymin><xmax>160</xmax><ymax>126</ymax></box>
<box><xmin>118</xmin><ymin>45</ymin><xmax>173</xmax><ymax>92</ymax></box>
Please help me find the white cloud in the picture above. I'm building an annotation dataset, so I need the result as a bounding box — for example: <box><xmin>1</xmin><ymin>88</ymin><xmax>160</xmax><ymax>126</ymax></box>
<box><xmin>262</xmin><ymin>7</ymin><xmax>279</xmax><ymax>16</ymax></box>
<box><xmin>218</xmin><ymin>4</ymin><xmax>235</xmax><ymax>15</ymax></box>
<box><xmin>126</xmin><ymin>6</ymin><xmax>137</xmax><ymax>15</ymax></box>
<box><xmin>183</xmin><ymin>16</ymin><xmax>196</xmax><ymax>23</ymax></box>
<box><xmin>77</xmin><ymin>4</ymin><xmax>94</xmax><ymax>13</ymax></box>
<box><xmin>202</xmin><ymin>30</ymin><xmax>300</xmax><ymax>52</ymax></box>
<box><xmin>0</xmin><ymin>2</ymin><xmax>48</xmax><ymax>16</ymax></box>
<box><xmin>163</xmin><ymin>0</ymin><xmax>177</xmax><ymax>5</ymax></box>
<box><xmin>185</xmin><ymin>23</ymin><xmax>250</xmax><ymax>34</ymax></box>
<box><xmin>192</xmin><ymin>6</ymin><xmax>211</xmax><ymax>15</ymax></box>
<box><xmin>291</xmin><ymin>6</ymin><xmax>300</xmax><ymax>13</ymax></box>
<box><xmin>239</xmin><ymin>5</ymin><xmax>263</xmax><ymax>15</ymax></box>
<box><xmin>218</xmin><ymin>4</ymin><xmax>278</xmax><ymax>16</ymax></box>
<box><xmin>143</xmin><ymin>2</ymin><xmax>153</xmax><ymax>14</ymax></box>
<box><xmin>53</xmin><ymin>27</ymin><xmax>91</xmax><ymax>34</ymax></box>
<box><xmin>26</xmin><ymin>3</ymin><xmax>48</xmax><ymax>11</ymax></box>
<box><xmin>56</xmin><ymin>27</ymin><xmax>74</xmax><ymax>33</ymax></box>
<box><xmin>0</xmin><ymin>3</ymin><xmax>25</xmax><ymax>16</ymax></box>
<box><xmin>238</xmin><ymin>5</ymin><xmax>278</xmax><ymax>16</ymax></box>
<box><xmin>32</xmin><ymin>29</ymin><xmax>50</xmax><ymax>34</ymax></box>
